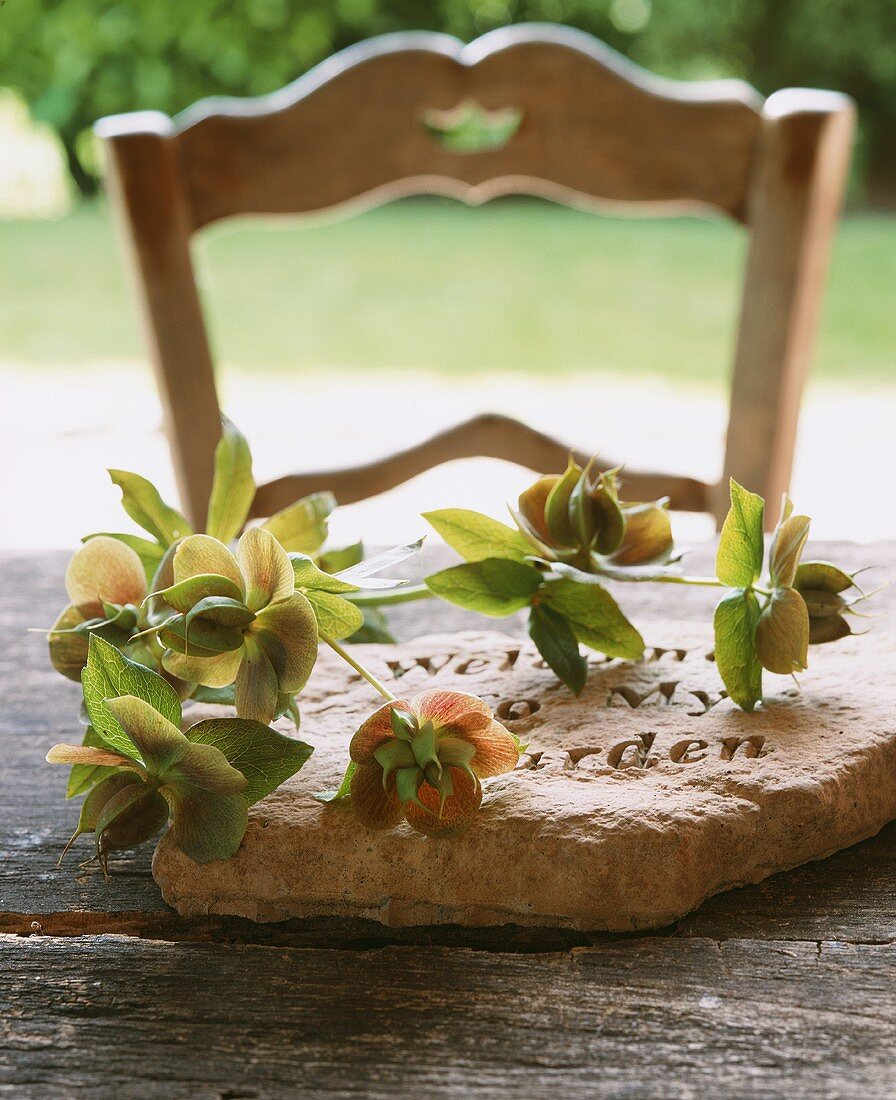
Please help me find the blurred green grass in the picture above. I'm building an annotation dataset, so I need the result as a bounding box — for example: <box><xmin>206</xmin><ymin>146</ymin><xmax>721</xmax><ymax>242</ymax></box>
<box><xmin>1</xmin><ymin>198</ymin><xmax>893</xmax><ymax>385</ymax></box>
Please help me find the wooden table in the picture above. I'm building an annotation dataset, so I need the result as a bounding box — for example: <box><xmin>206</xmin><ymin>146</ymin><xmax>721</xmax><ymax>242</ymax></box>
<box><xmin>2</xmin><ymin>545</ymin><xmax>894</xmax><ymax>1098</ymax></box>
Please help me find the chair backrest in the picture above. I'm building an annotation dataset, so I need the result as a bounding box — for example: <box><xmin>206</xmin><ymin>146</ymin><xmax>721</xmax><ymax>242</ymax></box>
<box><xmin>95</xmin><ymin>25</ymin><xmax>854</xmax><ymax>529</ymax></box>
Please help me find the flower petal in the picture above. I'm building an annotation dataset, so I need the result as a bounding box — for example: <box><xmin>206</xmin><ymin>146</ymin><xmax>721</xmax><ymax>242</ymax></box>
<box><xmin>517</xmin><ymin>475</ymin><xmax>558</xmax><ymax>545</ymax></box>
<box><xmin>350</xmin><ymin>763</ymin><xmax>403</xmax><ymax>830</ymax></box>
<box><xmin>405</xmin><ymin>767</ymin><xmax>482</xmax><ymax>837</ymax></box>
<box><xmin>460</xmin><ymin>718</ymin><xmax>521</xmax><ymax>778</ymax></box>
<box><xmin>349</xmin><ymin>699</ymin><xmax>412</xmax><ymax>764</ymax></box>
<box><xmin>65</xmin><ymin>536</ymin><xmax>147</xmax><ymax>615</ymax></box>
<box><xmin>104</xmin><ymin>695</ymin><xmax>186</xmax><ymax>775</ymax></box>
<box><xmin>412</xmin><ymin>689</ymin><xmax>492</xmax><ymax>730</ymax></box>
<box><xmin>173</xmin><ymin>535</ymin><xmax>244</xmax><ymax>594</ymax></box>
<box><xmin>167</xmin><ymin>742</ymin><xmax>247</xmax><ymax>795</ymax></box>
<box><xmin>163</xmin><ymin>647</ymin><xmax>244</xmax><ymax>689</ymax></box>
<box><xmin>165</xmin><ymin>787</ymin><xmax>248</xmax><ymax>863</ymax></box>
<box><xmin>47</xmin><ymin>603</ymin><xmax>90</xmax><ymax>682</ymax></box>
<box><xmin>46</xmin><ymin>744</ymin><xmax>138</xmax><ymax>769</ymax></box>
<box><xmin>237</xmin><ymin>527</ymin><xmax>294</xmax><ymax>612</ymax></box>
<box><xmin>252</xmin><ymin>592</ymin><xmax>318</xmax><ymax>693</ymax></box>
<box><xmin>234</xmin><ymin>637</ymin><xmax>280</xmax><ymax>723</ymax></box>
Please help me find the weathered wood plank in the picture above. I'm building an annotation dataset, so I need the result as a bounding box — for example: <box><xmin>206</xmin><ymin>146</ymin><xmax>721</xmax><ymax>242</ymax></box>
<box><xmin>1</xmin><ymin>934</ymin><xmax>894</xmax><ymax>1098</ymax></box>
<box><xmin>2</xmin><ymin>544</ymin><xmax>893</xmax><ymax>941</ymax></box>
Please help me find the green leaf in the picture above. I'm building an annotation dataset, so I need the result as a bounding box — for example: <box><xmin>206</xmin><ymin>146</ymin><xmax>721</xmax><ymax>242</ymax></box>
<box><xmin>261</xmin><ymin>492</ymin><xmax>335</xmax><ymax>554</ymax></box>
<box><xmin>82</xmin><ymin>636</ymin><xmax>182</xmax><ymax>757</ymax></box>
<box><xmin>713</xmin><ymin>589</ymin><xmax>763</xmax><ymax>711</ymax></box>
<box><xmin>423</xmin><ymin>509</ymin><xmax>530</xmax><ymax>562</ymax></box>
<box><xmin>305</xmin><ymin>589</ymin><xmax>365</xmax><ymax>640</ymax></box>
<box><xmin>186</xmin><ymin>718</ymin><xmax>313</xmax><ymax>805</ymax></box>
<box><xmin>528</xmin><ymin>604</ymin><xmax>587</xmax><ymax>695</ymax></box>
<box><xmin>206</xmin><ymin>418</ymin><xmax>256</xmax><ymax>543</ymax></box>
<box><xmin>716</xmin><ymin>479</ymin><xmax>765</xmax><ymax>588</ymax></box>
<box><xmin>540</xmin><ymin>576</ymin><xmax>644</xmax><ymax>660</ymax></box>
<box><xmin>755</xmin><ymin>588</ymin><xmax>810</xmax><ymax>674</ymax></box>
<box><xmin>317</xmin><ymin>541</ymin><xmax>364</xmax><ymax>574</ymax></box>
<box><xmin>66</xmin><ymin>726</ymin><xmax>127</xmax><ymax>799</ymax></box>
<box><xmin>82</xmin><ymin>532</ymin><xmax>165</xmax><ymax>583</ymax></box>
<box><xmin>347</xmin><ymin>606</ymin><xmax>397</xmax><ymax>645</ymax></box>
<box><xmin>108</xmin><ymin>469</ymin><xmax>192</xmax><ymax>547</ymax></box>
<box><xmin>426</xmin><ymin>558</ymin><xmax>543</xmax><ymax>617</ymax></box>
<box><xmin>315</xmin><ymin>760</ymin><xmax>357</xmax><ymax>803</ymax></box>
<box><xmin>291</xmin><ymin>553</ymin><xmax>359</xmax><ymax>593</ymax></box>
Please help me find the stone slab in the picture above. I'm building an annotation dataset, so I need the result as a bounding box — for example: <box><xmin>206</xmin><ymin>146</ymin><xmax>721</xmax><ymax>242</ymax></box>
<box><xmin>153</xmin><ymin>626</ymin><xmax>896</xmax><ymax>931</ymax></box>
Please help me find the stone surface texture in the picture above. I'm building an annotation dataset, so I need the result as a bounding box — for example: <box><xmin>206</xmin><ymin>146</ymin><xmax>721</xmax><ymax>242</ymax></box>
<box><xmin>153</xmin><ymin>626</ymin><xmax>896</xmax><ymax>931</ymax></box>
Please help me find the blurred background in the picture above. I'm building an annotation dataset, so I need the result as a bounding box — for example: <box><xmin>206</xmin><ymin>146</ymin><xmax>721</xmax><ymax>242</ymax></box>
<box><xmin>2</xmin><ymin>0</ymin><xmax>894</xmax><ymax>550</ymax></box>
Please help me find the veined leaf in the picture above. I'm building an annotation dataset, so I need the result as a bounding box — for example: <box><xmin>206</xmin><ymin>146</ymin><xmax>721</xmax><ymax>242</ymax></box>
<box><xmin>713</xmin><ymin>589</ymin><xmax>763</xmax><ymax>711</ymax></box>
<box><xmin>82</xmin><ymin>635</ymin><xmax>182</xmax><ymax>757</ymax></box>
<box><xmin>423</xmin><ymin>509</ymin><xmax>531</xmax><ymax>563</ymax></box>
<box><xmin>186</xmin><ymin>718</ymin><xmax>313</xmax><ymax>806</ymax></box>
<box><xmin>305</xmin><ymin>589</ymin><xmax>365</xmax><ymax>640</ymax></box>
<box><xmin>108</xmin><ymin>469</ymin><xmax>192</xmax><ymax>547</ymax></box>
<box><xmin>317</xmin><ymin>542</ymin><xmax>364</xmax><ymax>574</ymax></box>
<box><xmin>426</xmin><ymin>558</ymin><xmax>543</xmax><ymax>617</ymax></box>
<box><xmin>716</xmin><ymin>479</ymin><xmax>765</xmax><ymax>588</ymax></box>
<box><xmin>541</xmin><ymin>576</ymin><xmax>644</xmax><ymax>660</ymax></box>
<box><xmin>261</xmin><ymin>492</ymin><xmax>336</xmax><ymax>554</ymax></box>
<box><xmin>528</xmin><ymin>604</ymin><xmax>587</xmax><ymax>695</ymax></box>
<box><xmin>291</xmin><ymin>553</ymin><xmax>359</xmax><ymax>594</ymax></box>
<box><xmin>206</xmin><ymin>418</ymin><xmax>256</xmax><ymax>543</ymax></box>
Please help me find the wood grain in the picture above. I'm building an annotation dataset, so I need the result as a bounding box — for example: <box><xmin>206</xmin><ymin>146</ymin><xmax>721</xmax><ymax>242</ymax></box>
<box><xmin>95</xmin><ymin>25</ymin><xmax>853</xmax><ymax>533</ymax></box>
<box><xmin>722</xmin><ymin>90</ymin><xmax>856</xmax><ymax>525</ymax></box>
<box><xmin>2</xmin><ymin>935</ymin><xmax>894</xmax><ymax>1098</ymax></box>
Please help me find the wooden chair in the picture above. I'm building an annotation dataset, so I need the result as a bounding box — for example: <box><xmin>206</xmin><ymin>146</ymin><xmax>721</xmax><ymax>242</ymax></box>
<box><xmin>95</xmin><ymin>25</ymin><xmax>854</xmax><ymax>530</ymax></box>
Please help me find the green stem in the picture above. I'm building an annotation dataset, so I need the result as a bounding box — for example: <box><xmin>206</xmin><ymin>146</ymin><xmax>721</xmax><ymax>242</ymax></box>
<box><xmin>345</xmin><ymin>584</ymin><xmax>434</xmax><ymax>607</ymax></box>
<box><xmin>597</xmin><ymin>567</ymin><xmax>724</xmax><ymax>588</ymax></box>
<box><xmin>322</xmin><ymin>633</ymin><xmax>396</xmax><ymax>702</ymax></box>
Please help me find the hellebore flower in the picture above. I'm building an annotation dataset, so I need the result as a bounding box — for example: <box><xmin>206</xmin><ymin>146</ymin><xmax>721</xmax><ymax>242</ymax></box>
<box><xmin>348</xmin><ymin>689</ymin><xmax>520</xmax><ymax>836</ymax></box>
<box><xmin>46</xmin><ymin>694</ymin><xmax>248</xmax><ymax>871</ymax></box>
<box><xmin>149</xmin><ymin>528</ymin><xmax>318</xmax><ymax>724</ymax></box>
<box><xmin>48</xmin><ymin>536</ymin><xmax>148</xmax><ymax>681</ymax></box>
<box><xmin>513</xmin><ymin>459</ymin><xmax>671</xmax><ymax>570</ymax></box>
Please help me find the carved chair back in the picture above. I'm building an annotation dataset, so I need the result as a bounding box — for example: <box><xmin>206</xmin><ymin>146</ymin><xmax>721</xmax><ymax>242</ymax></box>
<box><xmin>95</xmin><ymin>25</ymin><xmax>854</xmax><ymax>529</ymax></box>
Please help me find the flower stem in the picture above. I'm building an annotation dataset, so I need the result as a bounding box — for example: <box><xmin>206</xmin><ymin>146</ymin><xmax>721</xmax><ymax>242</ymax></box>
<box><xmin>597</xmin><ymin>567</ymin><xmax>724</xmax><ymax>588</ymax></box>
<box><xmin>321</xmin><ymin>634</ymin><xmax>396</xmax><ymax>702</ymax></box>
<box><xmin>345</xmin><ymin>584</ymin><xmax>434</xmax><ymax>607</ymax></box>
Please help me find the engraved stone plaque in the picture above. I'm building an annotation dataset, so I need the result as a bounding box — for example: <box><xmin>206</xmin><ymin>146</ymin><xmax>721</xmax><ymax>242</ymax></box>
<box><xmin>153</xmin><ymin>628</ymin><xmax>896</xmax><ymax>931</ymax></box>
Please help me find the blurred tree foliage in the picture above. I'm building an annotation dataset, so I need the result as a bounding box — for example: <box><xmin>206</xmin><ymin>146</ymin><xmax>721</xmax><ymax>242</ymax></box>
<box><xmin>2</xmin><ymin>0</ymin><xmax>894</xmax><ymax>198</ymax></box>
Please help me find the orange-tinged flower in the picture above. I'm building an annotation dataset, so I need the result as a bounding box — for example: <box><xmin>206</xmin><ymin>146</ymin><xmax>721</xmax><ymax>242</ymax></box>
<box><xmin>348</xmin><ymin>689</ymin><xmax>519</xmax><ymax>836</ymax></box>
<box><xmin>48</xmin><ymin>537</ymin><xmax>148</xmax><ymax>681</ymax></box>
